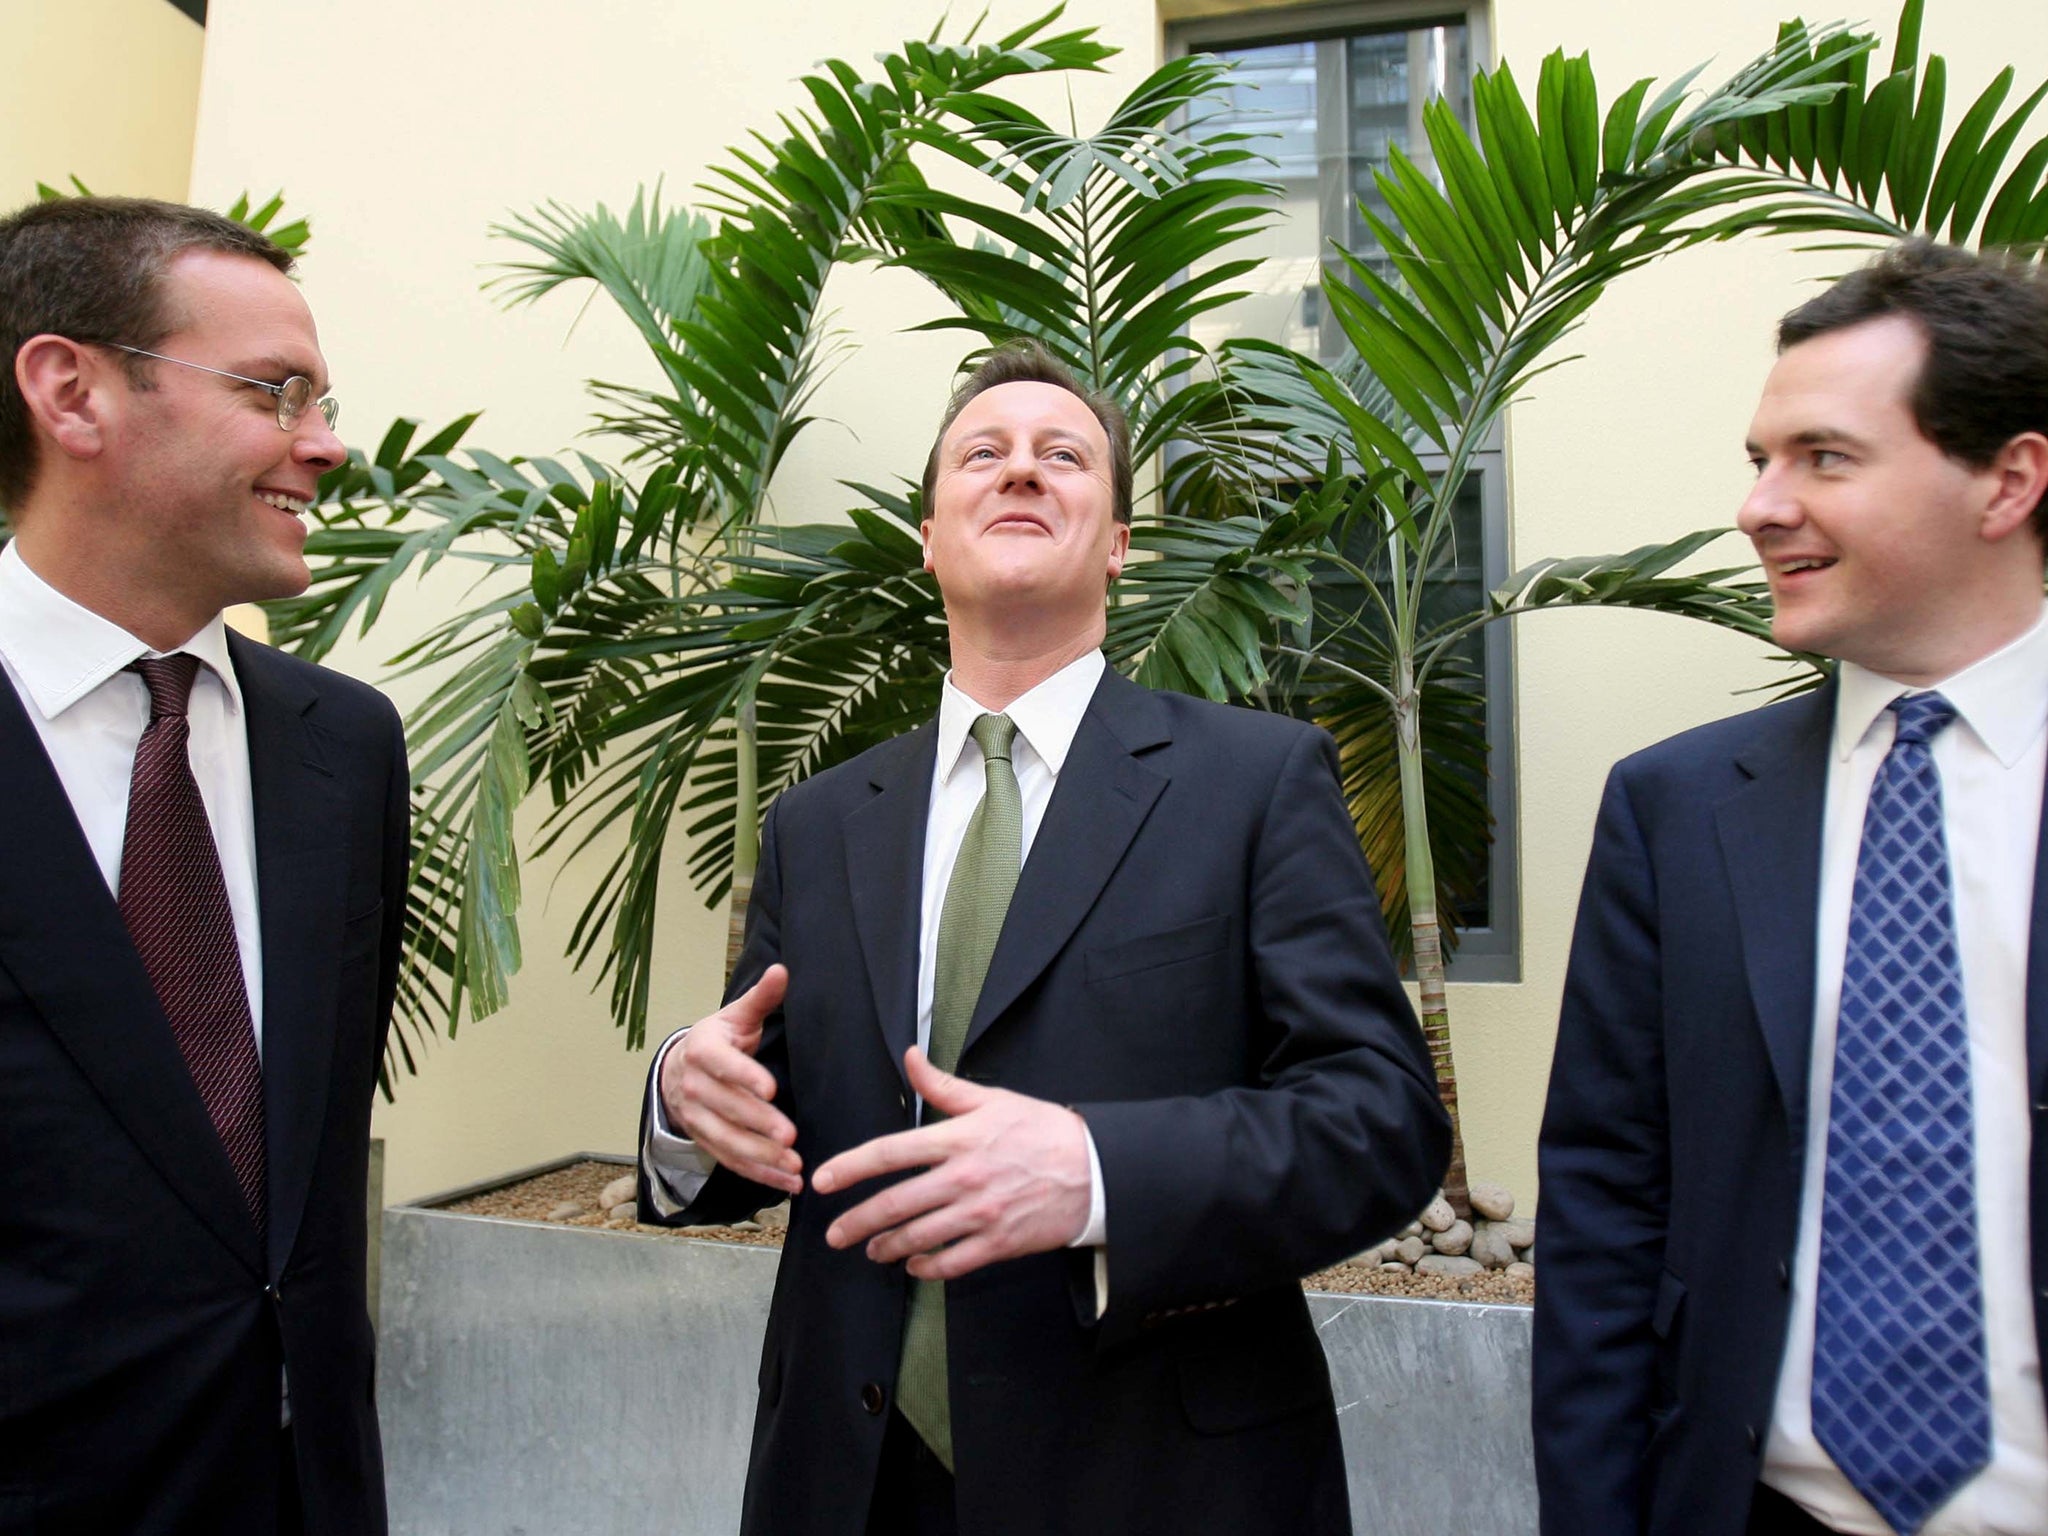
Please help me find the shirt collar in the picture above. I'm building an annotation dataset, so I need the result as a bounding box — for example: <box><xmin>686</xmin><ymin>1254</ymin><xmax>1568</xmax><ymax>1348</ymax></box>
<box><xmin>936</xmin><ymin>649</ymin><xmax>1106</xmax><ymax>784</ymax></box>
<box><xmin>0</xmin><ymin>541</ymin><xmax>242</xmax><ymax>720</ymax></box>
<box><xmin>1833</xmin><ymin>599</ymin><xmax>2048</xmax><ymax>768</ymax></box>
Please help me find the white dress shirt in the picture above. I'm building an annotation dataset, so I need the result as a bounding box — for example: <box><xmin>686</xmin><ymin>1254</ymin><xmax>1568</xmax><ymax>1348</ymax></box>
<box><xmin>0</xmin><ymin>541</ymin><xmax>265</xmax><ymax>1047</ymax></box>
<box><xmin>644</xmin><ymin>651</ymin><xmax>1109</xmax><ymax>1262</ymax></box>
<box><xmin>1764</xmin><ymin>602</ymin><xmax>2048</xmax><ymax>1534</ymax></box>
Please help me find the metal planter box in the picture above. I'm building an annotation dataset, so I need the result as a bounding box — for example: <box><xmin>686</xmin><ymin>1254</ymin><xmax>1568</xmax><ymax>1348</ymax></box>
<box><xmin>378</xmin><ymin>1156</ymin><xmax>1534</xmax><ymax>1536</ymax></box>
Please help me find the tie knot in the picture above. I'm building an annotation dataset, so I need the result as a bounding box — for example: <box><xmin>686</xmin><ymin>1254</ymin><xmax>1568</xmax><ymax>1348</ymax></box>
<box><xmin>130</xmin><ymin>654</ymin><xmax>202</xmax><ymax>720</ymax></box>
<box><xmin>970</xmin><ymin>712</ymin><xmax>1017</xmax><ymax>766</ymax></box>
<box><xmin>1889</xmin><ymin>690</ymin><xmax>1958</xmax><ymax>748</ymax></box>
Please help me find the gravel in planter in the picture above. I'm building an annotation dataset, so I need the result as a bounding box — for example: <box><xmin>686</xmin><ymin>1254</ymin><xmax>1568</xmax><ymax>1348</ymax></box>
<box><xmin>440</xmin><ymin>1161</ymin><xmax>1534</xmax><ymax>1305</ymax></box>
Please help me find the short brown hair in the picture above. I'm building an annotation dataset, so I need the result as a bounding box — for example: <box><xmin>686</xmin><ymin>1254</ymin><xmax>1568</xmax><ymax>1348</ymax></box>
<box><xmin>0</xmin><ymin>196</ymin><xmax>293</xmax><ymax>509</ymax></box>
<box><xmin>1778</xmin><ymin>238</ymin><xmax>2048</xmax><ymax>540</ymax></box>
<box><xmin>921</xmin><ymin>341</ymin><xmax>1133</xmax><ymax>526</ymax></box>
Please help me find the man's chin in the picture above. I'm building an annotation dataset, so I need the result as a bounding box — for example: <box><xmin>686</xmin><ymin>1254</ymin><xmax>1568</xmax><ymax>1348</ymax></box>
<box><xmin>237</xmin><ymin>555</ymin><xmax>314</xmax><ymax>609</ymax></box>
<box><xmin>1767</xmin><ymin>606</ymin><xmax>1829</xmax><ymax>659</ymax></box>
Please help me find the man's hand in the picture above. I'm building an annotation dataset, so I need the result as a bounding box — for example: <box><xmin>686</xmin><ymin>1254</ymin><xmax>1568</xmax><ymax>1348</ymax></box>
<box><xmin>813</xmin><ymin>1047</ymin><xmax>1092</xmax><ymax>1280</ymax></box>
<box><xmin>659</xmin><ymin>965</ymin><xmax>801</xmax><ymax>1196</ymax></box>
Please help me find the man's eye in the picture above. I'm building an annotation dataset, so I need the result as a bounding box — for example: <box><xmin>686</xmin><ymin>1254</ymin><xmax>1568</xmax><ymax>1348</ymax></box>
<box><xmin>1811</xmin><ymin>449</ymin><xmax>1846</xmax><ymax>469</ymax></box>
<box><xmin>1047</xmin><ymin>448</ymin><xmax>1080</xmax><ymax>465</ymax></box>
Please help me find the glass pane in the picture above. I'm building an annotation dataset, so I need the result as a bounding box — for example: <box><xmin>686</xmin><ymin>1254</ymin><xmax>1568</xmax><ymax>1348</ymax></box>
<box><xmin>1187</xmin><ymin>16</ymin><xmax>1472</xmax><ymax>363</ymax></box>
<box><xmin>1290</xmin><ymin>470</ymin><xmax>1492</xmax><ymax>932</ymax></box>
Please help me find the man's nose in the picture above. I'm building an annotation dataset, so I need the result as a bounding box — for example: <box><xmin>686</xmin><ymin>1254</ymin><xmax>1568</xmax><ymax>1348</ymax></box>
<box><xmin>997</xmin><ymin>444</ymin><xmax>1043</xmax><ymax>490</ymax></box>
<box><xmin>1736</xmin><ymin>464</ymin><xmax>1799</xmax><ymax>538</ymax></box>
<box><xmin>293</xmin><ymin>416</ymin><xmax>346</xmax><ymax>474</ymax></box>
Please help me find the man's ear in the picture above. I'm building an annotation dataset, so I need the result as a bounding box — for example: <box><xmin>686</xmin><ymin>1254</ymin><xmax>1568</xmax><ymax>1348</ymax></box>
<box><xmin>1981</xmin><ymin>431</ymin><xmax>2048</xmax><ymax>544</ymax></box>
<box><xmin>15</xmin><ymin>335</ymin><xmax>112</xmax><ymax>464</ymax></box>
<box><xmin>920</xmin><ymin>516</ymin><xmax>935</xmax><ymax>574</ymax></box>
<box><xmin>1104</xmin><ymin>520</ymin><xmax>1130</xmax><ymax>584</ymax></box>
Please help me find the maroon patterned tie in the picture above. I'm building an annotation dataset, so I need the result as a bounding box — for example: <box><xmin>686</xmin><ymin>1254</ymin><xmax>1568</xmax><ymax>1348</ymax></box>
<box><xmin>118</xmin><ymin>655</ymin><xmax>266</xmax><ymax>1230</ymax></box>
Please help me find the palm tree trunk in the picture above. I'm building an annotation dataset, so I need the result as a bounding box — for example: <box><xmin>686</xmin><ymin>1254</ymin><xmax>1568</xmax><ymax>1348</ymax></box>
<box><xmin>1394</xmin><ymin>668</ymin><xmax>1470</xmax><ymax>1219</ymax></box>
<box><xmin>724</xmin><ymin>695</ymin><xmax>760</xmax><ymax>985</ymax></box>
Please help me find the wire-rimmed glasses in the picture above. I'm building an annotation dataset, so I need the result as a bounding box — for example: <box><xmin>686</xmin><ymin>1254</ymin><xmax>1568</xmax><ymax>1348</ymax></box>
<box><xmin>100</xmin><ymin>342</ymin><xmax>339</xmax><ymax>432</ymax></box>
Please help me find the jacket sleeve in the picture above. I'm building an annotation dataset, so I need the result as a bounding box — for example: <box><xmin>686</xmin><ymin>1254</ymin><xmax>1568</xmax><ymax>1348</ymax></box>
<box><xmin>1532</xmin><ymin>763</ymin><xmax>1672</xmax><ymax>1535</ymax></box>
<box><xmin>634</xmin><ymin>795</ymin><xmax>794</xmax><ymax>1227</ymax></box>
<box><xmin>1077</xmin><ymin>724</ymin><xmax>1450</xmax><ymax>1329</ymax></box>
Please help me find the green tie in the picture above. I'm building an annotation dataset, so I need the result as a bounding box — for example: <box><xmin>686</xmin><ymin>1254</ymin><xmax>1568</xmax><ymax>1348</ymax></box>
<box><xmin>896</xmin><ymin>712</ymin><xmax>1021</xmax><ymax>1472</ymax></box>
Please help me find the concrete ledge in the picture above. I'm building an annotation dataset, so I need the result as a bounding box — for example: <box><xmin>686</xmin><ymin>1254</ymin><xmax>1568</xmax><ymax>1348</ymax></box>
<box><xmin>378</xmin><ymin>1157</ymin><xmax>1534</xmax><ymax>1535</ymax></box>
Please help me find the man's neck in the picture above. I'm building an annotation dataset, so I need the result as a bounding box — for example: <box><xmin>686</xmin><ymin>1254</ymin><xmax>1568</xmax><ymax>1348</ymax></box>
<box><xmin>1856</xmin><ymin>581</ymin><xmax>2047</xmax><ymax>689</ymax></box>
<box><xmin>945</xmin><ymin>620</ymin><xmax>1104</xmax><ymax>713</ymax></box>
<box><xmin>10</xmin><ymin>520</ymin><xmax>214</xmax><ymax>652</ymax></box>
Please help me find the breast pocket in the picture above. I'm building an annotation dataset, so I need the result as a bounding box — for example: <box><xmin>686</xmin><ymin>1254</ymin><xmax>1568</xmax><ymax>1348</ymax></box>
<box><xmin>1082</xmin><ymin>917</ymin><xmax>1239</xmax><ymax>1091</ymax></box>
<box><xmin>1085</xmin><ymin>915</ymin><xmax>1230</xmax><ymax>984</ymax></box>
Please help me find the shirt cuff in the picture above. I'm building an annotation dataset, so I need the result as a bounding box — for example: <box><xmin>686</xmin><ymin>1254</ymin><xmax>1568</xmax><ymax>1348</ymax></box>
<box><xmin>641</xmin><ymin>1026</ymin><xmax>715</xmax><ymax>1217</ymax></box>
<box><xmin>1068</xmin><ymin>1118</ymin><xmax>1108</xmax><ymax>1319</ymax></box>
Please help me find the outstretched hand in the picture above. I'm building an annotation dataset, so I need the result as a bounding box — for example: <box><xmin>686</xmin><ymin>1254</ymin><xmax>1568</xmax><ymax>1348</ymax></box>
<box><xmin>812</xmin><ymin>1047</ymin><xmax>1093</xmax><ymax>1280</ymax></box>
<box><xmin>660</xmin><ymin>964</ymin><xmax>801</xmax><ymax>1195</ymax></box>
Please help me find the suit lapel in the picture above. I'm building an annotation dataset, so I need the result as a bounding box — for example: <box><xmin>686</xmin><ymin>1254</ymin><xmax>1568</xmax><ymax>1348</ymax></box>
<box><xmin>1714</xmin><ymin>684</ymin><xmax>1835</xmax><ymax>1149</ymax></box>
<box><xmin>0</xmin><ymin>669</ymin><xmax>264</xmax><ymax>1276</ymax></box>
<box><xmin>844</xmin><ymin>722</ymin><xmax>937</xmax><ymax>1091</ymax></box>
<box><xmin>231</xmin><ymin>633</ymin><xmax>349</xmax><ymax>1281</ymax></box>
<box><xmin>962</xmin><ymin>670</ymin><xmax>1169</xmax><ymax>1061</ymax></box>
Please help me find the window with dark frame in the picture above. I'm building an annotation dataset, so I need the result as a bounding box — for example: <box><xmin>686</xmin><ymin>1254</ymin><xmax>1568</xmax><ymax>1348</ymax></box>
<box><xmin>1170</xmin><ymin>2</ymin><xmax>1519</xmax><ymax>980</ymax></box>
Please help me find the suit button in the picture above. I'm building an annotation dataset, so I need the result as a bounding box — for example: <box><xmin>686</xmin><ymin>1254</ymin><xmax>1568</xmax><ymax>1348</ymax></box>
<box><xmin>1746</xmin><ymin>1424</ymin><xmax>1761</xmax><ymax>1452</ymax></box>
<box><xmin>860</xmin><ymin>1382</ymin><xmax>886</xmax><ymax>1416</ymax></box>
<box><xmin>264</xmin><ymin>1283</ymin><xmax>280</xmax><ymax>1301</ymax></box>
<box><xmin>1776</xmin><ymin>1260</ymin><xmax>1790</xmax><ymax>1289</ymax></box>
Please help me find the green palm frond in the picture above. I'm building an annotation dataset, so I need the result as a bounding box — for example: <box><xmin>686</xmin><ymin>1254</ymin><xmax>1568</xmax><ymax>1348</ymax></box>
<box><xmin>1109</xmin><ymin>491</ymin><xmax>1329</xmax><ymax>697</ymax></box>
<box><xmin>487</xmin><ymin>188</ymin><xmax>715</xmax><ymax>437</ymax></box>
<box><xmin>1487</xmin><ymin>530</ymin><xmax>1776</xmax><ymax>645</ymax></box>
<box><xmin>1697</xmin><ymin>0</ymin><xmax>2048</xmax><ymax>248</ymax></box>
<box><xmin>882</xmin><ymin>50</ymin><xmax>1281</xmax><ymax>462</ymax></box>
<box><xmin>669</xmin><ymin>12</ymin><xmax>1115</xmax><ymax>522</ymax></box>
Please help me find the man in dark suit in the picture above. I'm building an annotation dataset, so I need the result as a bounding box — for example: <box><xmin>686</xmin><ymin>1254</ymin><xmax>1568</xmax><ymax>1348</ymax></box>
<box><xmin>0</xmin><ymin>197</ymin><xmax>406</xmax><ymax>1535</ymax></box>
<box><xmin>638</xmin><ymin>343</ymin><xmax>1449</xmax><ymax>1536</ymax></box>
<box><xmin>1535</xmin><ymin>239</ymin><xmax>2048</xmax><ymax>1536</ymax></box>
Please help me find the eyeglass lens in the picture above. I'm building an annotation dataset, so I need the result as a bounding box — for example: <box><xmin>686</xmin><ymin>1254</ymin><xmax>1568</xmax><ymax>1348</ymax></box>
<box><xmin>277</xmin><ymin>376</ymin><xmax>340</xmax><ymax>432</ymax></box>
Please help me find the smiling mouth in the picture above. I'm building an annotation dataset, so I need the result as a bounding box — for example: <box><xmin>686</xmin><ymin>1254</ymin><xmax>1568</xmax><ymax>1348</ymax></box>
<box><xmin>256</xmin><ymin>490</ymin><xmax>311</xmax><ymax>519</ymax></box>
<box><xmin>1774</xmin><ymin>557</ymin><xmax>1836</xmax><ymax>576</ymax></box>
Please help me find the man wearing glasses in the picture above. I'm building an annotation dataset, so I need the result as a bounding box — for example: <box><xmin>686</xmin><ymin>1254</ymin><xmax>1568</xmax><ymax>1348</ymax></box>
<box><xmin>0</xmin><ymin>196</ymin><xmax>406</xmax><ymax>1535</ymax></box>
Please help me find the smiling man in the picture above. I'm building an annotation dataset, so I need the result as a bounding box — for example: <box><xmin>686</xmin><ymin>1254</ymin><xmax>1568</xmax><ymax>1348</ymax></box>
<box><xmin>1535</xmin><ymin>240</ymin><xmax>2048</xmax><ymax>1536</ymax></box>
<box><xmin>638</xmin><ymin>342</ymin><xmax>1448</xmax><ymax>1536</ymax></box>
<box><xmin>0</xmin><ymin>197</ymin><xmax>407</xmax><ymax>1535</ymax></box>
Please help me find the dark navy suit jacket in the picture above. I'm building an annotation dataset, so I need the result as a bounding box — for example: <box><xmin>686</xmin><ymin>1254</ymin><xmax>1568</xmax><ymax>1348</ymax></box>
<box><xmin>0</xmin><ymin>632</ymin><xmax>407</xmax><ymax>1536</ymax></box>
<box><xmin>1533</xmin><ymin>682</ymin><xmax>2048</xmax><ymax>1535</ymax></box>
<box><xmin>638</xmin><ymin>668</ymin><xmax>1450</xmax><ymax>1536</ymax></box>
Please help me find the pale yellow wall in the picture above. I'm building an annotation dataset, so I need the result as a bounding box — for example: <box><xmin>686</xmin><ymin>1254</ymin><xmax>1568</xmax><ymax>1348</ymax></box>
<box><xmin>1</xmin><ymin>0</ymin><xmax>203</xmax><ymax>208</ymax></box>
<box><xmin>189</xmin><ymin>0</ymin><xmax>2043</xmax><ymax>1212</ymax></box>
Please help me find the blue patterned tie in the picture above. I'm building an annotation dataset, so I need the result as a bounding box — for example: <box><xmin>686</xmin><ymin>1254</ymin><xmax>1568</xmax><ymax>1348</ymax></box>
<box><xmin>1813</xmin><ymin>692</ymin><xmax>1989</xmax><ymax>1535</ymax></box>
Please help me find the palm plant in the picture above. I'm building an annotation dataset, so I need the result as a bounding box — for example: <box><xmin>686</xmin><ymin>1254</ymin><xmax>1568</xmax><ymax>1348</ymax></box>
<box><xmin>1127</xmin><ymin>0</ymin><xmax>2048</xmax><ymax>1211</ymax></box>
